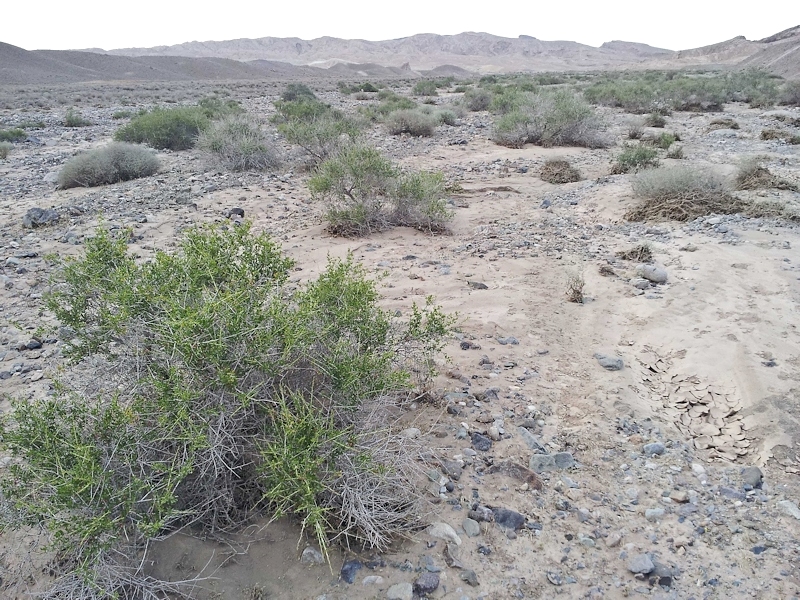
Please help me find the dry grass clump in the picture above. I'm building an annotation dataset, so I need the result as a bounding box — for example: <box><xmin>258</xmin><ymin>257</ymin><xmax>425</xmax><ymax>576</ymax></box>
<box><xmin>0</xmin><ymin>141</ymin><xmax>11</xmax><ymax>159</ymax></box>
<box><xmin>643</xmin><ymin>113</ymin><xmax>666</xmax><ymax>128</ymax></box>
<box><xmin>627</xmin><ymin>165</ymin><xmax>746</xmax><ymax>221</ymax></box>
<box><xmin>57</xmin><ymin>142</ymin><xmax>160</xmax><ymax>189</ymax></box>
<box><xmin>198</xmin><ymin>114</ymin><xmax>280</xmax><ymax>171</ymax></box>
<box><xmin>385</xmin><ymin>109</ymin><xmax>437</xmax><ymax>137</ymax></box>
<box><xmin>566</xmin><ymin>271</ymin><xmax>585</xmax><ymax>303</ymax></box>
<box><xmin>708</xmin><ymin>117</ymin><xmax>739</xmax><ymax>131</ymax></box>
<box><xmin>761</xmin><ymin>128</ymin><xmax>785</xmax><ymax>140</ymax></box>
<box><xmin>617</xmin><ymin>243</ymin><xmax>654</xmax><ymax>262</ymax></box>
<box><xmin>540</xmin><ymin>159</ymin><xmax>581</xmax><ymax>184</ymax></box>
<box><xmin>744</xmin><ymin>200</ymin><xmax>799</xmax><ymax>220</ymax></box>
<box><xmin>666</xmin><ymin>145</ymin><xmax>685</xmax><ymax>159</ymax></box>
<box><xmin>735</xmin><ymin>158</ymin><xmax>798</xmax><ymax>191</ymax></box>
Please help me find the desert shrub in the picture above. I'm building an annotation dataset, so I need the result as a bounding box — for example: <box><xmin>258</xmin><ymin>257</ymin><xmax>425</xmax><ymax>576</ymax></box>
<box><xmin>566</xmin><ymin>271</ymin><xmax>585</xmax><ymax>303</ymax></box>
<box><xmin>654</xmin><ymin>132</ymin><xmax>677</xmax><ymax>149</ymax></box>
<box><xmin>708</xmin><ymin>117</ymin><xmax>739</xmax><ymax>130</ymax></box>
<box><xmin>197</xmin><ymin>96</ymin><xmax>243</xmax><ymax>119</ymax></box>
<box><xmin>1</xmin><ymin>223</ymin><xmax>451</xmax><ymax>597</ymax></box>
<box><xmin>412</xmin><ymin>80</ymin><xmax>438</xmax><ymax>97</ymax></box>
<box><xmin>611</xmin><ymin>144</ymin><xmax>659</xmax><ymax>174</ymax></box>
<box><xmin>272</xmin><ymin>97</ymin><xmax>331</xmax><ymax>123</ymax></box>
<box><xmin>281</xmin><ymin>83</ymin><xmax>317</xmax><ymax>102</ymax></box>
<box><xmin>781</xmin><ymin>80</ymin><xmax>800</xmax><ymax>106</ymax></box>
<box><xmin>0</xmin><ymin>127</ymin><xmax>26</xmax><ymax>142</ymax></box>
<box><xmin>64</xmin><ymin>108</ymin><xmax>92</xmax><ymax>127</ymax></box>
<box><xmin>309</xmin><ymin>145</ymin><xmax>451</xmax><ymax>236</ymax></box>
<box><xmin>273</xmin><ymin>98</ymin><xmax>362</xmax><ymax>163</ymax></box>
<box><xmin>435</xmin><ymin>109</ymin><xmax>457</xmax><ymax>126</ymax></box>
<box><xmin>385</xmin><ymin>109</ymin><xmax>437</xmax><ymax>137</ymax></box>
<box><xmin>463</xmin><ymin>88</ymin><xmax>491</xmax><ymax>111</ymax></box>
<box><xmin>353</xmin><ymin>92</ymin><xmax>372</xmax><ymax>100</ymax></box>
<box><xmin>18</xmin><ymin>119</ymin><xmax>45</xmax><ymax>129</ymax></box>
<box><xmin>627</xmin><ymin>122</ymin><xmax>644</xmax><ymax>139</ymax></box>
<box><xmin>790</xmin><ymin>136</ymin><xmax>800</xmax><ymax>145</ymax></box>
<box><xmin>735</xmin><ymin>158</ymin><xmax>797</xmax><ymax>191</ymax></box>
<box><xmin>57</xmin><ymin>142</ymin><xmax>160</xmax><ymax>189</ymax></box>
<box><xmin>491</xmin><ymin>90</ymin><xmax>606</xmax><ymax>149</ymax></box>
<box><xmin>111</xmin><ymin>110</ymin><xmax>133</xmax><ymax>119</ymax></box>
<box><xmin>540</xmin><ymin>159</ymin><xmax>581</xmax><ymax>184</ymax></box>
<box><xmin>627</xmin><ymin>165</ymin><xmax>745</xmax><ymax>221</ymax></box>
<box><xmin>453</xmin><ymin>85</ymin><xmax>469</xmax><ymax>93</ymax></box>
<box><xmin>0</xmin><ymin>141</ymin><xmax>11</xmax><ymax>159</ymax></box>
<box><xmin>666</xmin><ymin>145</ymin><xmax>685</xmax><ymax>159</ymax></box>
<box><xmin>617</xmin><ymin>242</ymin><xmax>653</xmax><ymax>262</ymax></box>
<box><xmin>489</xmin><ymin>86</ymin><xmax>528</xmax><ymax>114</ymax></box>
<box><xmin>644</xmin><ymin>113</ymin><xmax>666</xmax><ymax>128</ymax></box>
<box><xmin>745</xmin><ymin>200</ymin><xmax>799</xmax><ymax>220</ymax></box>
<box><xmin>198</xmin><ymin>114</ymin><xmax>280</xmax><ymax>171</ymax></box>
<box><xmin>114</xmin><ymin>106</ymin><xmax>209</xmax><ymax>150</ymax></box>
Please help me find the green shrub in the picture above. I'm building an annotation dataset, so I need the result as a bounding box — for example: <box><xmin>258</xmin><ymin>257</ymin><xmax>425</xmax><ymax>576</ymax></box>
<box><xmin>273</xmin><ymin>97</ymin><xmax>331</xmax><ymax>123</ymax></box>
<box><xmin>644</xmin><ymin>113</ymin><xmax>666</xmax><ymax>128</ymax></box>
<box><xmin>385</xmin><ymin>109</ymin><xmax>437</xmax><ymax>137</ymax></box>
<box><xmin>463</xmin><ymin>88</ymin><xmax>491</xmax><ymax>111</ymax></box>
<box><xmin>111</xmin><ymin>110</ymin><xmax>133</xmax><ymax>120</ymax></box>
<box><xmin>0</xmin><ymin>127</ymin><xmax>26</xmax><ymax>142</ymax></box>
<box><xmin>489</xmin><ymin>86</ymin><xmax>528</xmax><ymax>114</ymax></box>
<box><xmin>64</xmin><ymin>108</ymin><xmax>92</xmax><ymax>127</ymax></box>
<box><xmin>435</xmin><ymin>109</ymin><xmax>457</xmax><ymax>126</ymax></box>
<box><xmin>197</xmin><ymin>96</ymin><xmax>243</xmax><ymax>119</ymax></box>
<box><xmin>309</xmin><ymin>145</ymin><xmax>452</xmax><ymax>236</ymax></box>
<box><xmin>781</xmin><ymin>80</ymin><xmax>800</xmax><ymax>106</ymax></box>
<box><xmin>627</xmin><ymin>165</ymin><xmax>744</xmax><ymax>221</ymax></box>
<box><xmin>114</xmin><ymin>107</ymin><xmax>209</xmax><ymax>150</ymax></box>
<box><xmin>18</xmin><ymin>119</ymin><xmax>45</xmax><ymax>129</ymax></box>
<box><xmin>540</xmin><ymin>159</ymin><xmax>581</xmax><ymax>184</ymax></box>
<box><xmin>360</xmin><ymin>92</ymin><xmax>417</xmax><ymax>121</ymax></box>
<box><xmin>0</xmin><ymin>141</ymin><xmax>11</xmax><ymax>159</ymax></box>
<box><xmin>273</xmin><ymin>97</ymin><xmax>362</xmax><ymax>162</ymax></box>
<box><xmin>198</xmin><ymin>114</ymin><xmax>280</xmax><ymax>171</ymax></box>
<box><xmin>281</xmin><ymin>83</ymin><xmax>317</xmax><ymax>102</ymax></box>
<box><xmin>611</xmin><ymin>144</ymin><xmax>659</xmax><ymax>174</ymax></box>
<box><xmin>654</xmin><ymin>132</ymin><xmax>677</xmax><ymax>149</ymax></box>
<box><xmin>56</xmin><ymin>142</ymin><xmax>160</xmax><ymax>189</ymax></box>
<box><xmin>1</xmin><ymin>223</ymin><xmax>451</xmax><ymax>596</ymax></box>
<box><xmin>412</xmin><ymin>80</ymin><xmax>438</xmax><ymax>96</ymax></box>
<box><xmin>491</xmin><ymin>90</ymin><xmax>606</xmax><ymax>149</ymax></box>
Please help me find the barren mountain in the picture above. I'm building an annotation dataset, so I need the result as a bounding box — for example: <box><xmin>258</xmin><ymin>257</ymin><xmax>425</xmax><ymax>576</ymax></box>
<box><xmin>91</xmin><ymin>32</ymin><xmax>676</xmax><ymax>73</ymax></box>
<box><xmin>739</xmin><ymin>26</ymin><xmax>800</xmax><ymax>79</ymax></box>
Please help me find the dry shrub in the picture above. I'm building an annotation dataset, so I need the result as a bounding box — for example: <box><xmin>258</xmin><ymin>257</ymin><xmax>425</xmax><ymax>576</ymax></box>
<box><xmin>735</xmin><ymin>158</ymin><xmax>797</xmax><ymax>191</ymax></box>
<box><xmin>643</xmin><ymin>113</ymin><xmax>666</xmax><ymax>128</ymax></box>
<box><xmin>198</xmin><ymin>114</ymin><xmax>280</xmax><ymax>171</ymax></box>
<box><xmin>385</xmin><ymin>109</ymin><xmax>437</xmax><ymax>137</ymax></box>
<box><xmin>57</xmin><ymin>142</ymin><xmax>159</xmax><ymax>189</ymax></box>
<box><xmin>0</xmin><ymin>141</ymin><xmax>11</xmax><ymax>159</ymax></box>
<box><xmin>708</xmin><ymin>117</ymin><xmax>739</xmax><ymax>131</ymax></box>
<box><xmin>761</xmin><ymin>128</ymin><xmax>785</xmax><ymax>140</ymax></box>
<box><xmin>540</xmin><ymin>159</ymin><xmax>580</xmax><ymax>184</ymax></box>
<box><xmin>627</xmin><ymin>165</ymin><xmax>746</xmax><ymax>221</ymax></box>
<box><xmin>744</xmin><ymin>200</ymin><xmax>799</xmax><ymax>220</ymax></box>
<box><xmin>666</xmin><ymin>145</ymin><xmax>685</xmax><ymax>159</ymax></box>
<box><xmin>617</xmin><ymin>243</ymin><xmax>654</xmax><ymax>262</ymax></box>
<box><xmin>599</xmin><ymin>265</ymin><xmax>616</xmax><ymax>276</ymax></box>
<box><xmin>566</xmin><ymin>271</ymin><xmax>585</xmax><ymax>303</ymax></box>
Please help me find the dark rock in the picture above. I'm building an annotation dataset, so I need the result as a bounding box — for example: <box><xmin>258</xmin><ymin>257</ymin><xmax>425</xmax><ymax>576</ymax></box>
<box><xmin>467</xmin><ymin>281</ymin><xmax>488</xmax><ymax>290</ymax></box>
<box><xmin>413</xmin><ymin>572</ymin><xmax>440</xmax><ymax>596</ymax></box>
<box><xmin>492</xmin><ymin>507</ymin><xmax>526</xmax><ymax>531</ymax></box>
<box><xmin>651</xmin><ymin>561</ymin><xmax>674</xmax><ymax>588</ymax></box>
<box><xmin>222</xmin><ymin>207</ymin><xmax>245</xmax><ymax>218</ymax></box>
<box><xmin>26</xmin><ymin>340</ymin><xmax>42</xmax><ymax>350</ymax></box>
<box><xmin>594</xmin><ymin>352</ymin><xmax>623</xmax><ymax>370</ymax></box>
<box><xmin>23</xmin><ymin>208</ymin><xmax>59</xmax><ymax>228</ymax></box>
<box><xmin>471</xmin><ymin>432</ymin><xmax>492</xmax><ymax>452</ymax></box>
<box><xmin>468</xmin><ymin>506</ymin><xmax>494</xmax><ymax>523</ymax></box>
<box><xmin>461</xmin><ymin>570</ymin><xmax>479</xmax><ymax>586</ymax></box>
<box><xmin>741</xmin><ymin>466</ymin><xmax>763</xmax><ymax>489</ymax></box>
<box><xmin>340</xmin><ymin>559</ymin><xmax>362</xmax><ymax>583</ymax></box>
<box><xmin>719</xmin><ymin>486</ymin><xmax>746</xmax><ymax>501</ymax></box>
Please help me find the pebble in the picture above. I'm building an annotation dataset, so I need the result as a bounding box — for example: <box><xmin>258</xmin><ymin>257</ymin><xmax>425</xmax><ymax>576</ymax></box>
<box><xmin>492</xmin><ymin>507</ymin><xmax>526</xmax><ymax>530</ymax></box>
<box><xmin>462</xmin><ymin>518</ymin><xmax>481</xmax><ymax>537</ymax></box>
<box><xmin>645</xmin><ymin>507</ymin><xmax>665</xmax><ymax>521</ymax></box>
<box><xmin>413</xmin><ymin>572</ymin><xmax>440</xmax><ymax>595</ymax></box>
<box><xmin>471</xmin><ymin>432</ymin><xmax>492</xmax><ymax>452</ymax></box>
<box><xmin>362</xmin><ymin>575</ymin><xmax>384</xmax><ymax>585</ymax></box>
<box><xmin>529</xmin><ymin>451</ymin><xmax>575</xmax><ymax>473</ymax></box>
<box><xmin>386</xmin><ymin>582</ymin><xmax>413</xmax><ymax>600</ymax></box>
<box><xmin>593</xmin><ymin>352</ymin><xmax>624</xmax><ymax>371</ymax></box>
<box><xmin>627</xmin><ymin>553</ymin><xmax>655</xmax><ymax>574</ymax></box>
<box><xmin>340</xmin><ymin>559</ymin><xmax>362</xmax><ymax>584</ymax></box>
<box><xmin>300</xmin><ymin>546</ymin><xmax>325</xmax><ymax>565</ymax></box>
<box><xmin>428</xmin><ymin>522</ymin><xmax>462</xmax><ymax>545</ymax></box>
<box><xmin>741</xmin><ymin>466</ymin><xmax>763</xmax><ymax>489</ymax></box>
<box><xmin>643</xmin><ymin>442</ymin><xmax>666</xmax><ymax>456</ymax></box>
<box><xmin>639</xmin><ymin>264</ymin><xmax>668</xmax><ymax>284</ymax></box>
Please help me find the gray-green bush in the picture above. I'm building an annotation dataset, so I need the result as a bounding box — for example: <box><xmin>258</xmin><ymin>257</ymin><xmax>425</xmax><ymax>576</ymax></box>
<box><xmin>611</xmin><ymin>144</ymin><xmax>659</xmax><ymax>174</ymax></box>
<box><xmin>491</xmin><ymin>90</ymin><xmax>606</xmax><ymax>149</ymax></box>
<box><xmin>385</xmin><ymin>109</ymin><xmax>437</xmax><ymax>137</ymax></box>
<box><xmin>57</xmin><ymin>142</ymin><xmax>160</xmax><ymax>189</ymax></box>
<box><xmin>114</xmin><ymin>106</ymin><xmax>209</xmax><ymax>150</ymax></box>
<box><xmin>0</xmin><ymin>224</ymin><xmax>451</xmax><ymax>598</ymax></box>
<box><xmin>0</xmin><ymin>141</ymin><xmax>11</xmax><ymax>159</ymax></box>
<box><xmin>0</xmin><ymin>128</ymin><xmax>26</xmax><ymax>142</ymax></box>
<box><xmin>309</xmin><ymin>145</ymin><xmax>452</xmax><ymax>236</ymax></box>
<box><xmin>198</xmin><ymin>114</ymin><xmax>280</xmax><ymax>171</ymax></box>
<box><xmin>463</xmin><ymin>88</ymin><xmax>491</xmax><ymax>111</ymax></box>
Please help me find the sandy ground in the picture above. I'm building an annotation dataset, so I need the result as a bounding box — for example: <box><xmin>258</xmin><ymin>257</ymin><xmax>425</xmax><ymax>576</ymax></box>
<box><xmin>1</xmin><ymin>89</ymin><xmax>800</xmax><ymax>599</ymax></box>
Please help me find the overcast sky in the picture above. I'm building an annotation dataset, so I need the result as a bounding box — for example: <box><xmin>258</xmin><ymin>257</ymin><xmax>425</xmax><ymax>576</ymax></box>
<box><xmin>4</xmin><ymin>1</ymin><xmax>798</xmax><ymax>52</ymax></box>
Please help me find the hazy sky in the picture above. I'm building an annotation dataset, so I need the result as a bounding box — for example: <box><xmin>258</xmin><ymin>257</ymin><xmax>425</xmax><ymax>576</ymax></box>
<box><xmin>4</xmin><ymin>1</ymin><xmax>798</xmax><ymax>52</ymax></box>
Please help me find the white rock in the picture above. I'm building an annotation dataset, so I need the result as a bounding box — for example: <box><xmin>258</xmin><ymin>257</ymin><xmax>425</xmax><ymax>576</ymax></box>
<box><xmin>427</xmin><ymin>522</ymin><xmax>462</xmax><ymax>546</ymax></box>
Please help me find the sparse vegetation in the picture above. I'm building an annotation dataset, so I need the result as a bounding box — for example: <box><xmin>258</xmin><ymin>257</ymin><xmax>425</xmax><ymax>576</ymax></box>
<box><xmin>198</xmin><ymin>114</ymin><xmax>280</xmax><ymax>171</ymax></box>
<box><xmin>114</xmin><ymin>106</ymin><xmax>209</xmax><ymax>150</ymax></box>
<box><xmin>56</xmin><ymin>142</ymin><xmax>160</xmax><ymax>189</ymax></box>
<box><xmin>281</xmin><ymin>83</ymin><xmax>317</xmax><ymax>102</ymax></box>
<box><xmin>627</xmin><ymin>165</ymin><xmax>744</xmax><ymax>221</ymax></box>
<box><xmin>111</xmin><ymin>110</ymin><xmax>133</xmax><ymax>119</ymax></box>
<box><xmin>708</xmin><ymin>117</ymin><xmax>739</xmax><ymax>130</ymax></box>
<box><xmin>617</xmin><ymin>242</ymin><xmax>654</xmax><ymax>262</ymax></box>
<box><xmin>611</xmin><ymin>144</ymin><xmax>659</xmax><ymax>174</ymax></box>
<box><xmin>17</xmin><ymin>119</ymin><xmax>45</xmax><ymax>129</ymax></box>
<box><xmin>412</xmin><ymin>80</ymin><xmax>438</xmax><ymax>97</ymax></box>
<box><xmin>385</xmin><ymin>109</ymin><xmax>438</xmax><ymax>137</ymax></box>
<box><xmin>627</xmin><ymin>122</ymin><xmax>644</xmax><ymax>139</ymax></box>
<box><xmin>540</xmin><ymin>159</ymin><xmax>581</xmax><ymax>184</ymax></box>
<box><xmin>654</xmin><ymin>132</ymin><xmax>677</xmax><ymax>149</ymax></box>
<box><xmin>64</xmin><ymin>108</ymin><xmax>92</xmax><ymax>127</ymax></box>
<box><xmin>566</xmin><ymin>271</ymin><xmax>585</xmax><ymax>303</ymax></box>
<box><xmin>1</xmin><ymin>223</ymin><xmax>451</xmax><ymax>598</ymax></box>
<box><xmin>0</xmin><ymin>141</ymin><xmax>12</xmax><ymax>159</ymax></box>
<box><xmin>644</xmin><ymin>113</ymin><xmax>666</xmax><ymax>128</ymax></box>
<box><xmin>0</xmin><ymin>127</ymin><xmax>26</xmax><ymax>142</ymax></box>
<box><xmin>309</xmin><ymin>145</ymin><xmax>452</xmax><ymax>236</ymax></box>
<box><xmin>463</xmin><ymin>88</ymin><xmax>491</xmax><ymax>111</ymax></box>
<box><xmin>491</xmin><ymin>90</ymin><xmax>606</xmax><ymax>149</ymax></box>
<box><xmin>735</xmin><ymin>158</ymin><xmax>797</xmax><ymax>191</ymax></box>
<box><xmin>666</xmin><ymin>145</ymin><xmax>685</xmax><ymax>159</ymax></box>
